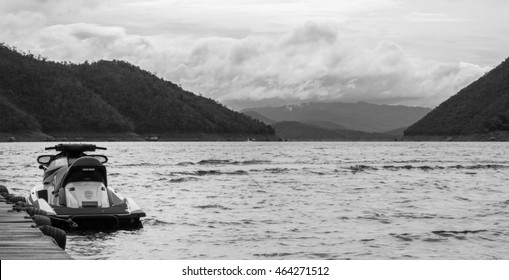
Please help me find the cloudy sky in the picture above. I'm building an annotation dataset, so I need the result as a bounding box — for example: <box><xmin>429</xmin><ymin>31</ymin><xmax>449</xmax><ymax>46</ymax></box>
<box><xmin>1</xmin><ymin>0</ymin><xmax>507</xmax><ymax>109</ymax></box>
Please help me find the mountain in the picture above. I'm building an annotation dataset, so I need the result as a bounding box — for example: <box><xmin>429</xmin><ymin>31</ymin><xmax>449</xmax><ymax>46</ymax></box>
<box><xmin>0</xmin><ymin>43</ymin><xmax>274</xmax><ymax>138</ymax></box>
<box><xmin>0</xmin><ymin>94</ymin><xmax>41</xmax><ymax>132</ymax></box>
<box><xmin>302</xmin><ymin>120</ymin><xmax>348</xmax><ymax>130</ymax></box>
<box><xmin>405</xmin><ymin>57</ymin><xmax>509</xmax><ymax>136</ymax></box>
<box><xmin>0</xmin><ymin>46</ymin><xmax>131</xmax><ymax>133</ymax></box>
<box><xmin>242</xmin><ymin>102</ymin><xmax>431</xmax><ymax>133</ymax></box>
<box><xmin>241</xmin><ymin>111</ymin><xmax>276</xmax><ymax>124</ymax></box>
<box><xmin>273</xmin><ymin>121</ymin><xmax>393</xmax><ymax>140</ymax></box>
<box><xmin>383</xmin><ymin>127</ymin><xmax>407</xmax><ymax>137</ymax></box>
<box><xmin>244</xmin><ymin>108</ymin><xmax>388</xmax><ymax>140</ymax></box>
<box><xmin>244</xmin><ymin>110</ymin><xmax>350</xmax><ymax>131</ymax></box>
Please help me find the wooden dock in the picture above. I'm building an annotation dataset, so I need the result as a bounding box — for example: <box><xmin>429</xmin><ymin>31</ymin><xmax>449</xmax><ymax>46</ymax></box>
<box><xmin>0</xmin><ymin>192</ymin><xmax>73</xmax><ymax>260</ymax></box>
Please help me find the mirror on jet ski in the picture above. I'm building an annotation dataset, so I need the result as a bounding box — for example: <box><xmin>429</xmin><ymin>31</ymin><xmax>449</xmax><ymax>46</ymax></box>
<box><xmin>37</xmin><ymin>155</ymin><xmax>53</xmax><ymax>165</ymax></box>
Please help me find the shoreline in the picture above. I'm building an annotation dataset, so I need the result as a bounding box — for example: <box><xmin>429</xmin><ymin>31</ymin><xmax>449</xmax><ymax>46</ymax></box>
<box><xmin>2</xmin><ymin>131</ymin><xmax>509</xmax><ymax>142</ymax></box>
<box><xmin>401</xmin><ymin>130</ymin><xmax>509</xmax><ymax>142</ymax></box>
<box><xmin>0</xmin><ymin>131</ymin><xmax>279</xmax><ymax>142</ymax></box>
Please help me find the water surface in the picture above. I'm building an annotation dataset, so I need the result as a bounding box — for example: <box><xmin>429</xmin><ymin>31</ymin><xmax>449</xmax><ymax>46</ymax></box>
<box><xmin>1</xmin><ymin>141</ymin><xmax>508</xmax><ymax>259</ymax></box>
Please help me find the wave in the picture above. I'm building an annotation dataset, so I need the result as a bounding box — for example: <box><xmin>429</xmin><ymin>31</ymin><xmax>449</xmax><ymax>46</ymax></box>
<box><xmin>347</xmin><ymin>164</ymin><xmax>509</xmax><ymax>172</ymax></box>
<box><xmin>116</xmin><ymin>163</ymin><xmax>160</xmax><ymax>167</ymax></box>
<box><xmin>431</xmin><ymin>229</ymin><xmax>488</xmax><ymax>237</ymax></box>
<box><xmin>253</xmin><ymin>252</ymin><xmax>296</xmax><ymax>258</ymax></box>
<box><xmin>169</xmin><ymin>177</ymin><xmax>199</xmax><ymax>183</ymax></box>
<box><xmin>142</xmin><ymin>218</ymin><xmax>176</xmax><ymax>226</ymax></box>
<box><xmin>382</xmin><ymin>165</ymin><xmax>432</xmax><ymax>171</ymax></box>
<box><xmin>451</xmin><ymin>164</ymin><xmax>508</xmax><ymax>169</ymax></box>
<box><xmin>197</xmin><ymin>159</ymin><xmax>232</xmax><ymax>165</ymax></box>
<box><xmin>389</xmin><ymin>229</ymin><xmax>490</xmax><ymax>243</ymax></box>
<box><xmin>226</xmin><ymin>170</ymin><xmax>249</xmax><ymax>175</ymax></box>
<box><xmin>390</xmin><ymin>233</ymin><xmax>419</xmax><ymax>242</ymax></box>
<box><xmin>349</xmin><ymin>165</ymin><xmax>378</xmax><ymax>172</ymax></box>
<box><xmin>193</xmin><ymin>204</ymin><xmax>232</xmax><ymax>210</ymax></box>
<box><xmin>393</xmin><ymin>212</ymin><xmax>438</xmax><ymax>219</ymax></box>
<box><xmin>180</xmin><ymin>159</ymin><xmax>272</xmax><ymax>166</ymax></box>
<box><xmin>263</xmin><ymin>167</ymin><xmax>291</xmax><ymax>173</ymax></box>
<box><xmin>194</xmin><ymin>170</ymin><xmax>222</xmax><ymax>176</ymax></box>
<box><xmin>168</xmin><ymin>170</ymin><xmax>248</xmax><ymax>177</ymax></box>
<box><xmin>240</xmin><ymin>160</ymin><xmax>272</xmax><ymax>165</ymax></box>
<box><xmin>176</xmin><ymin>161</ymin><xmax>195</xmax><ymax>166</ymax></box>
<box><xmin>194</xmin><ymin>170</ymin><xmax>248</xmax><ymax>176</ymax></box>
<box><xmin>358</xmin><ymin>214</ymin><xmax>391</xmax><ymax>224</ymax></box>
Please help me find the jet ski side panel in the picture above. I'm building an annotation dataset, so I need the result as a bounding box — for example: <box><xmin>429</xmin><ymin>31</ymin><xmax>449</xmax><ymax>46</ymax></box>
<box><xmin>33</xmin><ymin>198</ymin><xmax>57</xmax><ymax>215</ymax></box>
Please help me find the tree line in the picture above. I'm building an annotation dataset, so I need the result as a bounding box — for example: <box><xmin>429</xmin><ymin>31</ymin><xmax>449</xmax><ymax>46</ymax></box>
<box><xmin>0</xmin><ymin>43</ymin><xmax>275</xmax><ymax>136</ymax></box>
<box><xmin>405</xmin><ymin>56</ymin><xmax>509</xmax><ymax>136</ymax></box>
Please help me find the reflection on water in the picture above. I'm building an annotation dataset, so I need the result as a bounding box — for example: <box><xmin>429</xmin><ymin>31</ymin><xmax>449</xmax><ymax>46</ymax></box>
<box><xmin>1</xmin><ymin>141</ymin><xmax>509</xmax><ymax>259</ymax></box>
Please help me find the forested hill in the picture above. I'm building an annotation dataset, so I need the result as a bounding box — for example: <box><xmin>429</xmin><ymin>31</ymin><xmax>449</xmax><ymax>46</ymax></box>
<box><xmin>0</xmin><ymin>44</ymin><xmax>274</xmax><ymax>137</ymax></box>
<box><xmin>405</xmin><ymin>57</ymin><xmax>509</xmax><ymax>136</ymax></box>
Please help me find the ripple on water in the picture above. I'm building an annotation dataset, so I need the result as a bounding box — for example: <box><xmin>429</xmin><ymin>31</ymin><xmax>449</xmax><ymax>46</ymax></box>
<box><xmin>143</xmin><ymin>218</ymin><xmax>176</xmax><ymax>226</ymax></box>
<box><xmin>431</xmin><ymin>229</ymin><xmax>488</xmax><ymax>238</ymax></box>
<box><xmin>253</xmin><ymin>252</ymin><xmax>296</xmax><ymax>258</ymax></box>
<box><xmin>169</xmin><ymin>177</ymin><xmax>199</xmax><ymax>183</ymax></box>
<box><xmin>193</xmin><ymin>204</ymin><xmax>232</xmax><ymax>210</ymax></box>
<box><xmin>390</xmin><ymin>233</ymin><xmax>420</xmax><ymax>242</ymax></box>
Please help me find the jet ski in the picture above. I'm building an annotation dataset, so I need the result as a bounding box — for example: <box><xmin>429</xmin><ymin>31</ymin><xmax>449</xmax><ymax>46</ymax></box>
<box><xmin>27</xmin><ymin>144</ymin><xmax>146</xmax><ymax>231</ymax></box>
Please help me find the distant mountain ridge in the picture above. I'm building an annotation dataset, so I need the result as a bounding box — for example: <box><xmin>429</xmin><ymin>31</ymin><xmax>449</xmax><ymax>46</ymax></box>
<box><xmin>0</xmin><ymin>43</ymin><xmax>274</xmax><ymax>138</ymax></box>
<box><xmin>243</xmin><ymin>101</ymin><xmax>431</xmax><ymax>133</ymax></box>
<box><xmin>273</xmin><ymin>121</ymin><xmax>393</xmax><ymax>140</ymax></box>
<box><xmin>405</xmin><ymin>57</ymin><xmax>509</xmax><ymax>136</ymax></box>
<box><xmin>241</xmin><ymin>111</ymin><xmax>276</xmax><ymax>125</ymax></box>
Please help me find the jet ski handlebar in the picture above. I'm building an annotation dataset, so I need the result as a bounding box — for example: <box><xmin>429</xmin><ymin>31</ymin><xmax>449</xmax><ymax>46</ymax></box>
<box><xmin>45</xmin><ymin>144</ymin><xmax>107</xmax><ymax>152</ymax></box>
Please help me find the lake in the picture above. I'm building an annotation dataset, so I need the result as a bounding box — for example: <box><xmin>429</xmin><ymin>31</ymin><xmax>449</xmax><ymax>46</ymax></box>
<box><xmin>1</xmin><ymin>141</ymin><xmax>508</xmax><ymax>259</ymax></box>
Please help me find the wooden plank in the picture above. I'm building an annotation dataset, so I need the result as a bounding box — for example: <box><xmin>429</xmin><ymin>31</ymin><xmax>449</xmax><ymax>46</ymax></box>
<box><xmin>0</xmin><ymin>254</ymin><xmax>71</xmax><ymax>260</ymax></box>
<box><xmin>0</xmin><ymin>219</ymin><xmax>33</xmax><ymax>223</ymax></box>
<box><xmin>0</xmin><ymin>232</ymin><xmax>50</xmax><ymax>238</ymax></box>
<box><xmin>0</xmin><ymin>235</ymin><xmax>43</xmax><ymax>238</ymax></box>
<box><xmin>0</xmin><ymin>255</ymin><xmax>71</xmax><ymax>260</ymax></box>
<box><xmin>0</xmin><ymin>190</ymin><xmax>73</xmax><ymax>260</ymax></box>
<box><xmin>0</xmin><ymin>222</ymin><xmax>36</xmax><ymax>227</ymax></box>
<box><xmin>0</xmin><ymin>240</ymin><xmax>59</xmax><ymax>245</ymax></box>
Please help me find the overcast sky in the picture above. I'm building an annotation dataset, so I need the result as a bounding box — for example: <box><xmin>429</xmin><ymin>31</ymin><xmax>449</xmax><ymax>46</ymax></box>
<box><xmin>1</xmin><ymin>0</ymin><xmax>507</xmax><ymax>109</ymax></box>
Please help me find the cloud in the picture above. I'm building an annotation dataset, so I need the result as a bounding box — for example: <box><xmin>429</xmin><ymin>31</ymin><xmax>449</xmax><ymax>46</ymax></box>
<box><xmin>0</xmin><ymin>10</ymin><xmax>47</xmax><ymax>40</ymax></box>
<box><xmin>406</xmin><ymin>12</ymin><xmax>463</xmax><ymax>23</ymax></box>
<box><xmin>158</xmin><ymin>22</ymin><xmax>489</xmax><ymax>108</ymax></box>
<box><xmin>0</xmin><ymin>1</ymin><xmax>497</xmax><ymax>109</ymax></box>
<box><xmin>1</xmin><ymin>19</ymin><xmax>154</xmax><ymax>62</ymax></box>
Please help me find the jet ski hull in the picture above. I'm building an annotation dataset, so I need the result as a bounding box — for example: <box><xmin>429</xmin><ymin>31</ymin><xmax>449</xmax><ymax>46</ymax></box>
<box><xmin>48</xmin><ymin>212</ymin><xmax>144</xmax><ymax>230</ymax></box>
<box><xmin>28</xmin><ymin>196</ymin><xmax>145</xmax><ymax>231</ymax></box>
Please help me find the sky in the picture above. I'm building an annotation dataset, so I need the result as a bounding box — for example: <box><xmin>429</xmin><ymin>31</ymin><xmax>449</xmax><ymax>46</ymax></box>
<box><xmin>1</xmin><ymin>0</ymin><xmax>508</xmax><ymax>109</ymax></box>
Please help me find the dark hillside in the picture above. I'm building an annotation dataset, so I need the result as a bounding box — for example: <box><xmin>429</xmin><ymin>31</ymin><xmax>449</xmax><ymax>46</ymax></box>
<box><xmin>73</xmin><ymin>61</ymin><xmax>272</xmax><ymax>134</ymax></box>
<box><xmin>0</xmin><ymin>44</ymin><xmax>274</xmax><ymax>137</ymax></box>
<box><xmin>0</xmin><ymin>93</ymin><xmax>41</xmax><ymax>132</ymax></box>
<box><xmin>242</xmin><ymin>110</ymin><xmax>276</xmax><ymax>125</ymax></box>
<box><xmin>405</xmin><ymin>57</ymin><xmax>509</xmax><ymax>136</ymax></box>
<box><xmin>0</xmin><ymin>45</ymin><xmax>133</xmax><ymax>132</ymax></box>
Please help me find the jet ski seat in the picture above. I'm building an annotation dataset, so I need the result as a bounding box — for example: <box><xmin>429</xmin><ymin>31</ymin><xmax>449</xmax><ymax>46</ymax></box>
<box><xmin>56</xmin><ymin>157</ymin><xmax>109</xmax><ymax>207</ymax></box>
<box><xmin>59</xmin><ymin>157</ymin><xmax>107</xmax><ymax>188</ymax></box>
